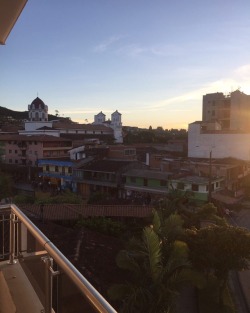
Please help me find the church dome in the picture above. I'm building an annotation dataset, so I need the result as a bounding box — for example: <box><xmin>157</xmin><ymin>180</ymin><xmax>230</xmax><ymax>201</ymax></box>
<box><xmin>31</xmin><ymin>97</ymin><xmax>46</xmax><ymax>109</ymax></box>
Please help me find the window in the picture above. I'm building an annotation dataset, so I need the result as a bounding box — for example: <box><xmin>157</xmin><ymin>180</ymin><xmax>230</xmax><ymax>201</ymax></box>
<box><xmin>9</xmin><ymin>150</ymin><xmax>12</xmax><ymax>153</ymax></box>
<box><xmin>68</xmin><ymin>167</ymin><xmax>72</xmax><ymax>174</ymax></box>
<box><xmin>160</xmin><ymin>180</ymin><xmax>167</xmax><ymax>186</ymax></box>
<box><xmin>55</xmin><ymin>166</ymin><xmax>59</xmax><ymax>172</ymax></box>
<box><xmin>143</xmin><ymin>178</ymin><xmax>148</xmax><ymax>186</ymax></box>
<box><xmin>9</xmin><ymin>159</ymin><xmax>12</xmax><ymax>163</ymax></box>
<box><xmin>177</xmin><ymin>182</ymin><xmax>184</xmax><ymax>190</ymax></box>
<box><xmin>192</xmin><ymin>184</ymin><xmax>199</xmax><ymax>191</ymax></box>
<box><xmin>15</xmin><ymin>160</ymin><xmax>18</xmax><ymax>164</ymax></box>
<box><xmin>125</xmin><ymin>149</ymin><xmax>136</xmax><ymax>156</ymax></box>
<box><xmin>46</xmin><ymin>165</ymin><xmax>49</xmax><ymax>172</ymax></box>
<box><xmin>62</xmin><ymin>167</ymin><xmax>65</xmax><ymax>174</ymax></box>
<box><xmin>15</xmin><ymin>150</ymin><xmax>17</xmax><ymax>154</ymax></box>
<box><xmin>130</xmin><ymin>176</ymin><xmax>136</xmax><ymax>183</ymax></box>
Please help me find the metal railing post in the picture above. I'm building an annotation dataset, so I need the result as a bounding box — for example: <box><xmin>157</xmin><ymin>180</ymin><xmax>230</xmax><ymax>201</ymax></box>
<box><xmin>8</xmin><ymin>211</ymin><xmax>17</xmax><ymax>264</ymax></box>
<box><xmin>42</xmin><ymin>256</ymin><xmax>53</xmax><ymax>313</ymax></box>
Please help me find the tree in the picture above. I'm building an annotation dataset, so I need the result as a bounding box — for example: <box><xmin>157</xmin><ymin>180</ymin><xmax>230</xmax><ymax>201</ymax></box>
<box><xmin>0</xmin><ymin>173</ymin><xmax>13</xmax><ymax>200</ymax></box>
<box><xmin>108</xmin><ymin>212</ymin><xmax>190</xmax><ymax>313</ymax></box>
<box><xmin>186</xmin><ymin>225</ymin><xmax>250</xmax><ymax>305</ymax></box>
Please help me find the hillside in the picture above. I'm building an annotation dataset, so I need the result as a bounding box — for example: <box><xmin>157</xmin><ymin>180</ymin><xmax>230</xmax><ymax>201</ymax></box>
<box><xmin>0</xmin><ymin>106</ymin><xmax>28</xmax><ymax>120</ymax></box>
<box><xmin>0</xmin><ymin>106</ymin><xmax>65</xmax><ymax>124</ymax></box>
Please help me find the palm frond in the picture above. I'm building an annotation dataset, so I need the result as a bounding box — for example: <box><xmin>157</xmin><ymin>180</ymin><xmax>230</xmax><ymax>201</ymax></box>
<box><xmin>142</xmin><ymin>227</ymin><xmax>162</xmax><ymax>282</ymax></box>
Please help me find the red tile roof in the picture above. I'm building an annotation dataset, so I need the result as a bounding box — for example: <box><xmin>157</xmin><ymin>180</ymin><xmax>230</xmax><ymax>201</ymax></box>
<box><xmin>20</xmin><ymin>204</ymin><xmax>154</xmax><ymax>220</ymax></box>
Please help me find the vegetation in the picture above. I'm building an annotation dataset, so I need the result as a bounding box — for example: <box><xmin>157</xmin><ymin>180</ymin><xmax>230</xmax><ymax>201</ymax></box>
<box><xmin>108</xmin><ymin>211</ymin><xmax>192</xmax><ymax>313</ymax></box>
<box><xmin>77</xmin><ymin>217</ymin><xmax>126</xmax><ymax>236</ymax></box>
<box><xmin>123</xmin><ymin>127</ymin><xmax>187</xmax><ymax>145</ymax></box>
<box><xmin>108</xmin><ymin>189</ymin><xmax>249</xmax><ymax>312</ymax></box>
<box><xmin>13</xmin><ymin>194</ymin><xmax>34</xmax><ymax>204</ymax></box>
<box><xmin>34</xmin><ymin>190</ymin><xmax>82</xmax><ymax>204</ymax></box>
<box><xmin>0</xmin><ymin>173</ymin><xmax>13</xmax><ymax>200</ymax></box>
<box><xmin>186</xmin><ymin>225</ymin><xmax>250</xmax><ymax>307</ymax></box>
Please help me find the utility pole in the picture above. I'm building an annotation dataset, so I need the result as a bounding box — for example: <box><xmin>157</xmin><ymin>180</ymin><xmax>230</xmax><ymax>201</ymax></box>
<box><xmin>208</xmin><ymin>150</ymin><xmax>212</xmax><ymax>202</ymax></box>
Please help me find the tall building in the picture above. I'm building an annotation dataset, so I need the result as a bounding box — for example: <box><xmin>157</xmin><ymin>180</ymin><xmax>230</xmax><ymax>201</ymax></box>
<box><xmin>202</xmin><ymin>90</ymin><xmax>250</xmax><ymax>131</ymax></box>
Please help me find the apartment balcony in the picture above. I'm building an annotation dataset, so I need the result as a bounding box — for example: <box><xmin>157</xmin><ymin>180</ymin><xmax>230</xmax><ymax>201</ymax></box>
<box><xmin>0</xmin><ymin>204</ymin><xmax>117</xmax><ymax>313</ymax></box>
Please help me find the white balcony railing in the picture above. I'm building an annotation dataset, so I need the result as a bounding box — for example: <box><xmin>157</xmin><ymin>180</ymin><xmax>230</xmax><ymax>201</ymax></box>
<box><xmin>0</xmin><ymin>204</ymin><xmax>117</xmax><ymax>313</ymax></box>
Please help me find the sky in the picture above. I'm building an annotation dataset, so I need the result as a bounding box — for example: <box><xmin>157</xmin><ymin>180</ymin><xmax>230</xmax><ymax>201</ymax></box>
<box><xmin>2</xmin><ymin>0</ymin><xmax>250</xmax><ymax>129</ymax></box>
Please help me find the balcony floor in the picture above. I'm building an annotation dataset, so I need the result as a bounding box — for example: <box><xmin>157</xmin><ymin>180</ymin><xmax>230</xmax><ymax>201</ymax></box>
<box><xmin>0</xmin><ymin>260</ymin><xmax>44</xmax><ymax>313</ymax></box>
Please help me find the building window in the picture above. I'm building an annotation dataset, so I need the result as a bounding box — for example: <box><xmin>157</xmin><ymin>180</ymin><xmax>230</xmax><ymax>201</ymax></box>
<box><xmin>130</xmin><ymin>176</ymin><xmax>136</xmax><ymax>183</ymax></box>
<box><xmin>15</xmin><ymin>150</ymin><xmax>17</xmax><ymax>154</ymax></box>
<box><xmin>68</xmin><ymin>167</ymin><xmax>72</xmax><ymax>174</ymax></box>
<box><xmin>55</xmin><ymin>166</ymin><xmax>58</xmax><ymax>172</ymax></box>
<box><xmin>15</xmin><ymin>160</ymin><xmax>18</xmax><ymax>164</ymax></box>
<box><xmin>62</xmin><ymin>167</ymin><xmax>65</xmax><ymax>174</ymax></box>
<box><xmin>125</xmin><ymin>149</ymin><xmax>136</xmax><ymax>156</ymax></box>
<box><xmin>46</xmin><ymin>165</ymin><xmax>49</xmax><ymax>172</ymax></box>
<box><xmin>9</xmin><ymin>150</ymin><xmax>12</xmax><ymax>153</ymax></box>
<box><xmin>192</xmin><ymin>184</ymin><xmax>199</xmax><ymax>191</ymax></box>
<box><xmin>9</xmin><ymin>159</ymin><xmax>12</xmax><ymax>163</ymax></box>
<box><xmin>160</xmin><ymin>180</ymin><xmax>167</xmax><ymax>186</ymax></box>
<box><xmin>177</xmin><ymin>182</ymin><xmax>184</xmax><ymax>190</ymax></box>
<box><xmin>143</xmin><ymin>178</ymin><xmax>148</xmax><ymax>186</ymax></box>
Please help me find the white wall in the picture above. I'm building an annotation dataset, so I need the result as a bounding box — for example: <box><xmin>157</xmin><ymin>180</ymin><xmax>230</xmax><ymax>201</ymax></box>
<box><xmin>24</xmin><ymin>121</ymin><xmax>53</xmax><ymax>131</ymax></box>
<box><xmin>188</xmin><ymin>122</ymin><xmax>250</xmax><ymax>160</ymax></box>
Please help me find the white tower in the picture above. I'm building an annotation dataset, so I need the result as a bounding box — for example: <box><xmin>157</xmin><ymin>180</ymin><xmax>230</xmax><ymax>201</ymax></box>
<box><xmin>93</xmin><ymin>111</ymin><xmax>106</xmax><ymax>124</ymax></box>
<box><xmin>111</xmin><ymin>110</ymin><xmax>123</xmax><ymax>143</ymax></box>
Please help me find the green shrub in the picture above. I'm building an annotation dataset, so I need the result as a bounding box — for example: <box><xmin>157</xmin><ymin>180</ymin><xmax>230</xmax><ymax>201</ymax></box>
<box><xmin>77</xmin><ymin>217</ymin><xmax>126</xmax><ymax>236</ymax></box>
<box><xmin>13</xmin><ymin>194</ymin><xmax>34</xmax><ymax>204</ymax></box>
<box><xmin>35</xmin><ymin>190</ymin><xmax>82</xmax><ymax>204</ymax></box>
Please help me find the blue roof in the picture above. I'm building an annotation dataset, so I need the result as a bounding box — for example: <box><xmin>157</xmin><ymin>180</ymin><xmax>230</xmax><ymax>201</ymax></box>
<box><xmin>38</xmin><ymin>159</ymin><xmax>73</xmax><ymax>167</ymax></box>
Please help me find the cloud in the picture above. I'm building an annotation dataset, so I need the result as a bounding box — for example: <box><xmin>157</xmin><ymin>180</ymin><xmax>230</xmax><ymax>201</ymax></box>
<box><xmin>147</xmin><ymin>66</ymin><xmax>250</xmax><ymax>110</ymax></box>
<box><xmin>93</xmin><ymin>36</ymin><xmax>123</xmax><ymax>53</ymax></box>
<box><xmin>117</xmin><ymin>43</ymin><xmax>182</xmax><ymax>58</ymax></box>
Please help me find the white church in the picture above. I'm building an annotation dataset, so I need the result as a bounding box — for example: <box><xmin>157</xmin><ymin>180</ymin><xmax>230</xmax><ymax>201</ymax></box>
<box><xmin>20</xmin><ymin>97</ymin><xmax>123</xmax><ymax>143</ymax></box>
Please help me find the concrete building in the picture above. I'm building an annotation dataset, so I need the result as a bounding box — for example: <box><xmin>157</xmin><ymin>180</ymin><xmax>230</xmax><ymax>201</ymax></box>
<box><xmin>0</xmin><ymin>134</ymin><xmax>72</xmax><ymax>166</ymax></box>
<box><xmin>188</xmin><ymin>121</ymin><xmax>250</xmax><ymax>161</ymax></box>
<box><xmin>202</xmin><ymin>90</ymin><xmax>250</xmax><ymax>131</ymax></box>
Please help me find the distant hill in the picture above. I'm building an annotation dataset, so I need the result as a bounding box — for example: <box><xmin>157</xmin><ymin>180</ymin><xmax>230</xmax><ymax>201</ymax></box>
<box><xmin>0</xmin><ymin>106</ymin><xmax>28</xmax><ymax>120</ymax></box>
<box><xmin>0</xmin><ymin>106</ymin><xmax>63</xmax><ymax>123</ymax></box>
